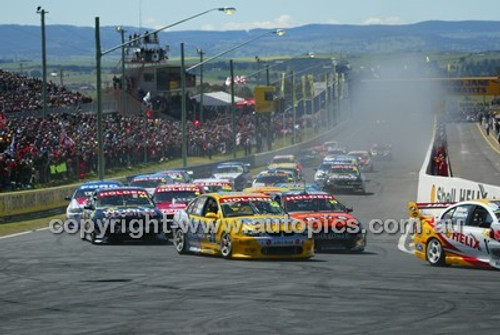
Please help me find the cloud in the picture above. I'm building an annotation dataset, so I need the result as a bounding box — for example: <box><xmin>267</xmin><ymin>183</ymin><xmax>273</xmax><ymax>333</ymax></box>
<box><xmin>362</xmin><ymin>16</ymin><xmax>404</xmax><ymax>25</ymax></box>
<box><xmin>143</xmin><ymin>17</ymin><xmax>163</xmax><ymax>30</ymax></box>
<box><xmin>222</xmin><ymin>14</ymin><xmax>296</xmax><ymax>30</ymax></box>
<box><xmin>326</xmin><ymin>19</ymin><xmax>340</xmax><ymax>24</ymax></box>
<box><xmin>201</xmin><ymin>24</ymin><xmax>216</xmax><ymax>31</ymax></box>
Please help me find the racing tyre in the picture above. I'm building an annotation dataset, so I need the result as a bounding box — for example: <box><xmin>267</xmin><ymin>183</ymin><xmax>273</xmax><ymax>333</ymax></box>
<box><xmin>90</xmin><ymin>231</ymin><xmax>98</xmax><ymax>245</ymax></box>
<box><xmin>174</xmin><ymin>229</ymin><xmax>188</xmax><ymax>254</ymax></box>
<box><xmin>426</xmin><ymin>238</ymin><xmax>446</xmax><ymax>266</ymax></box>
<box><xmin>220</xmin><ymin>232</ymin><xmax>233</xmax><ymax>259</ymax></box>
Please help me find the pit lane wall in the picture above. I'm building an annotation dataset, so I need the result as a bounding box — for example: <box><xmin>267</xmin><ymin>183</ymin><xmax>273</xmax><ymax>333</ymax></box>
<box><xmin>417</xmin><ymin>120</ymin><xmax>500</xmax><ymax>203</ymax></box>
<box><xmin>0</xmin><ymin>114</ymin><xmax>345</xmax><ymax>221</ymax></box>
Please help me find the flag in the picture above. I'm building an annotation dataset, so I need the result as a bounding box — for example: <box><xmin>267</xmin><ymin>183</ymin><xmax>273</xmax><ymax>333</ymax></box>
<box><xmin>60</xmin><ymin>131</ymin><xmax>75</xmax><ymax>149</ymax></box>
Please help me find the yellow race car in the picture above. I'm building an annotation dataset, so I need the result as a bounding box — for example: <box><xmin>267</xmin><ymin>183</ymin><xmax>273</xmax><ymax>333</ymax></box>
<box><xmin>267</xmin><ymin>155</ymin><xmax>303</xmax><ymax>180</ymax></box>
<box><xmin>172</xmin><ymin>193</ymin><xmax>314</xmax><ymax>259</ymax></box>
<box><xmin>408</xmin><ymin>200</ymin><xmax>500</xmax><ymax>269</ymax></box>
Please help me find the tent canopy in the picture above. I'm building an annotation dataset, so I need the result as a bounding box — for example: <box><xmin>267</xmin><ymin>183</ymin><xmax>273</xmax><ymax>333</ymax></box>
<box><xmin>192</xmin><ymin>91</ymin><xmax>244</xmax><ymax>107</ymax></box>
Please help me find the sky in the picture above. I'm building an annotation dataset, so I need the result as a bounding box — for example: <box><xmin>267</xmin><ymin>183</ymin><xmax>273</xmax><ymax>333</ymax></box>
<box><xmin>4</xmin><ymin>0</ymin><xmax>500</xmax><ymax>30</ymax></box>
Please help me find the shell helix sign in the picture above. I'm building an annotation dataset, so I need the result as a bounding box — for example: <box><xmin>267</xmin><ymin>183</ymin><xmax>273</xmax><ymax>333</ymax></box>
<box><xmin>254</xmin><ymin>86</ymin><xmax>276</xmax><ymax>113</ymax></box>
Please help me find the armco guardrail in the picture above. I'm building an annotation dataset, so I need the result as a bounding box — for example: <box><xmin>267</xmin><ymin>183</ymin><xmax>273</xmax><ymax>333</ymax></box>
<box><xmin>0</xmin><ymin>119</ymin><xmax>344</xmax><ymax>222</ymax></box>
<box><xmin>417</xmin><ymin>119</ymin><xmax>500</xmax><ymax>203</ymax></box>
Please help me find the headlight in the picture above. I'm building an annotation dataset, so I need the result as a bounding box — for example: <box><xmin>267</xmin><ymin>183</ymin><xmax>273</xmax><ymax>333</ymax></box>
<box><xmin>68</xmin><ymin>207</ymin><xmax>83</xmax><ymax>214</ymax></box>
<box><xmin>242</xmin><ymin>230</ymin><xmax>264</xmax><ymax>236</ymax></box>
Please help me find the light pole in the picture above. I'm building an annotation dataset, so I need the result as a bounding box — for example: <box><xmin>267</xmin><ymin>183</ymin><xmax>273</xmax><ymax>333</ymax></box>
<box><xmin>95</xmin><ymin>7</ymin><xmax>236</xmax><ymax>179</ymax></box>
<box><xmin>182</xmin><ymin>28</ymin><xmax>286</xmax><ymax>165</ymax></box>
<box><xmin>255</xmin><ymin>56</ymin><xmax>261</xmax><ymax>85</ymax></box>
<box><xmin>36</xmin><ymin>6</ymin><xmax>48</xmax><ymax>117</ymax></box>
<box><xmin>291</xmin><ymin>70</ymin><xmax>297</xmax><ymax>144</ymax></box>
<box><xmin>181</xmin><ymin>43</ymin><xmax>188</xmax><ymax>167</ymax></box>
<box><xmin>230</xmin><ymin>59</ymin><xmax>237</xmax><ymax>158</ymax></box>
<box><xmin>197</xmin><ymin>47</ymin><xmax>205</xmax><ymax>123</ymax></box>
<box><xmin>116</xmin><ymin>26</ymin><xmax>127</xmax><ymax>115</ymax></box>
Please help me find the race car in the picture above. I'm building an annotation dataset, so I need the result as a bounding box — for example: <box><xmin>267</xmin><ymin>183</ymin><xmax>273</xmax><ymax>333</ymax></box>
<box><xmin>325</xmin><ymin>148</ymin><xmax>347</xmax><ymax>156</ymax></box>
<box><xmin>129</xmin><ymin>173</ymin><xmax>173</xmax><ymax>195</ymax></box>
<box><xmin>323</xmin><ymin>164</ymin><xmax>366</xmax><ymax>194</ymax></box>
<box><xmin>243</xmin><ymin>186</ymin><xmax>290</xmax><ymax>196</ymax></box>
<box><xmin>153</xmin><ymin>184</ymin><xmax>204</xmax><ymax>225</ymax></box>
<box><xmin>408</xmin><ymin>200</ymin><xmax>500</xmax><ymax>269</ymax></box>
<box><xmin>347</xmin><ymin>150</ymin><xmax>374</xmax><ymax>172</ymax></box>
<box><xmin>65</xmin><ymin>180</ymin><xmax>122</xmax><ymax>221</ymax></box>
<box><xmin>370</xmin><ymin>144</ymin><xmax>393</xmax><ymax>160</ymax></box>
<box><xmin>81</xmin><ymin>187</ymin><xmax>163</xmax><ymax>244</ymax></box>
<box><xmin>252</xmin><ymin>171</ymin><xmax>295</xmax><ymax>187</ymax></box>
<box><xmin>323</xmin><ymin>154</ymin><xmax>359</xmax><ymax>166</ymax></box>
<box><xmin>172</xmin><ymin>193</ymin><xmax>314</xmax><ymax>259</ymax></box>
<box><xmin>212</xmin><ymin>162</ymin><xmax>251</xmax><ymax>191</ymax></box>
<box><xmin>314</xmin><ymin>162</ymin><xmax>335</xmax><ymax>186</ymax></box>
<box><xmin>297</xmin><ymin>147</ymin><xmax>321</xmax><ymax>167</ymax></box>
<box><xmin>267</xmin><ymin>155</ymin><xmax>303</xmax><ymax>179</ymax></box>
<box><xmin>276</xmin><ymin>192</ymin><xmax>366</xmax><ymax>252</ymax></box>
<box><xmin>275</xmin><ymin>183</ymin><xmax>322</xmax><ymax>193</ymax></box>
<box><xmin>323</xmin><ymin>141</ymin><xmax>339</xmax><ymax>152</ymax></box>
<box><xmin>193</xmin><ymin>178</ymin><xmax>234</xmax><ymax>193</ymax></box>
<box><xmin>156</xmin><ymin>169</ymin><xmax>193</xmax><ymax>184</ymax></box>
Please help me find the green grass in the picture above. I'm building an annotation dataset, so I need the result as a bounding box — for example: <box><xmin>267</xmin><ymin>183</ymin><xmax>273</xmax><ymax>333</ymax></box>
<box><xmin>0</xmin><ymin>214</ymin><xmax>65</xmax><ymax>237</ymax></box>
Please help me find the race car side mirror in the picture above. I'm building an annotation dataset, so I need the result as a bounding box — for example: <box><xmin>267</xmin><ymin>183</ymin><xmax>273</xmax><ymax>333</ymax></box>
<box><xmin>345</xmin><ymin>207</ymin><xmax>353</xmax><ymax>213</ymax></box>
<box><xmin>64</xmin><ymin>196</ymin><xmax>71</xmax><ymax>201</ymax></box>
<box><xmin>205</xmin><ymin>212</ymin><xmax>218</xmax><ymax>219</ymax></box>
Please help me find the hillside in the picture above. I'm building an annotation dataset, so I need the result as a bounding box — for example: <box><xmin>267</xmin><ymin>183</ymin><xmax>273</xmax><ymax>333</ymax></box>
<box><xmin>1</xmin><ymin>21</ymin><xmax>500</xmax><ymax>61</ymax></box>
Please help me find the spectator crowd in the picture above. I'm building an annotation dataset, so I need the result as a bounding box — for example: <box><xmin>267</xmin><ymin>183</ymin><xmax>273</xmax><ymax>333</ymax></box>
<box><xmin>0</xmin><ymin>70</ymin><xmax>92</xmax><ymax>113</ymax></box>
<box><xmin>0</xmin><ymin>110</ymin><xmax>305</xmax><ymax>191</ymax></box>
<box><xmin>0</xmin><ymin>69</ymin><xmax>316</xmax><ymax>192</ymax></box>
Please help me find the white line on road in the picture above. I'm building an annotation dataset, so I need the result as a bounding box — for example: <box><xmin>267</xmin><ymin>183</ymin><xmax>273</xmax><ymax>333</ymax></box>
<box><xmin>0</xmin><ymin>227</ymin><xmax>49</xmax><ymax>240</ymax></box>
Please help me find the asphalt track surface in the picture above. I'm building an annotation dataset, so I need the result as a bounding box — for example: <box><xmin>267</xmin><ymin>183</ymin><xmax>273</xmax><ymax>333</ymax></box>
<box><xmin>447</xmin><ymin>122</ymin><xmax>500</xmax><ymax>184</ymax></box>
<box><xmin>2</xmin><ymin>97</ymin><xmax>500</xmax><ymax>334</ymax></box>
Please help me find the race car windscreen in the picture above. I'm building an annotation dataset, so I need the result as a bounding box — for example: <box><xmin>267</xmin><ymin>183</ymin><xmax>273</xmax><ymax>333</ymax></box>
<box><xmin>272</xmin><ymin>157</ymin><xmax>294</xmax><ymax>164</ymax></box>
<box><xmin>329</xmin><ymin>167</ymin><xmax>358</xmax><ymax>174</ymax></box>
<box><xmin>255</xmin><ymin>175</ymin><xmax>290</xmax><ymax>185</ymax></box>
<box><xmin>215</xmin><ymin>166</ymin><xmax>243</xmax><ymax>174</ymax></box>
<box><xmin>153</xmin><ymin>191</ymin><xmax>199</xmax><ymax>203</ymax></box>
<box><xmin>165</xmin><ymin>172</ymin><xmax>186</xmax><ymax>182</ymax></box>
<box><xmin>130</xmin><ymin>179</ymin><xmax>165</xmax><ymax>189</ymax></box>
<box><xmin>74</xmin><ymin>189</ymin><xmax>96</xmax><ymax>198</ymax></box>
<box><xmin>350</xmin><ymin>153</ymin><xmax>367</xmax><ymax>160</ymax></box>
<box><xmin>286</xmin><ymin>198</ymin><xmax>346</xmax><ymax>213</ymax></box>
<box><xmin>96</xmin><ymin>193</ymin><xmax>154</xmax><ymax>208</ymax></box>
<box><xmin>221</xmin><ymin>199</ymin><xmax>284</xmax><ymax>218</ymax></box>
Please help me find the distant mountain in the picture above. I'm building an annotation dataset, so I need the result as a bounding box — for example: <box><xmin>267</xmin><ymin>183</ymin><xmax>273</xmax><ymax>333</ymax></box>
<box><xmin>1</xmin><ymin>21</ymin><xmax>500</xmax><ymax>61</ymax></box>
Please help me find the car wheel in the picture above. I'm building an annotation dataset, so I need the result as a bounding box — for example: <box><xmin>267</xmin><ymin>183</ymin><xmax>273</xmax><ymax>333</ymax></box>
<box><xmin>90</xmin><ymin>230</ymin><xmax>98</xmax><ymax>244</ymax></box>
<box><xmin>174</xmin><ymin>229</ymin><xmax>189</xmax><ymax>254</ymax></box>
<box><xmin>220</xmin><ymin>232</ymin><xmax>233</xmax><ymax>259</ymax></box>
<box><xmin>426</xmin><ymin>238</ymin><xmax>446</xmax><ymax>266</ymax></box>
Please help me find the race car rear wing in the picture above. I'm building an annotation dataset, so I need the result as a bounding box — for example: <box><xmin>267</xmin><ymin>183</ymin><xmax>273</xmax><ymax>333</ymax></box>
<box><xmin>408</xmin><ymin>201</ymin><xmax>456</xmax><ymax>219</ymax></box>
